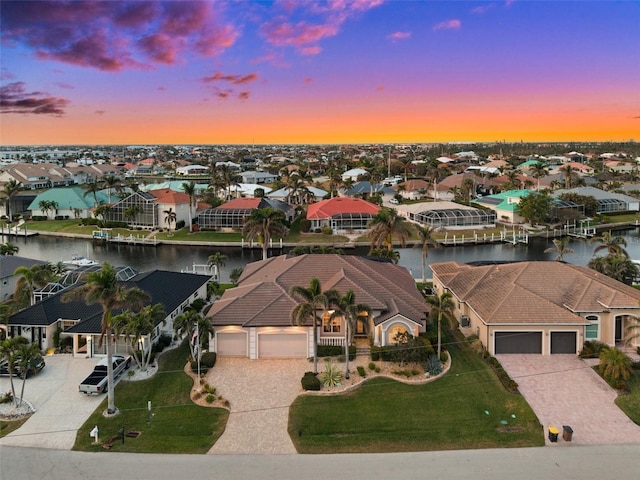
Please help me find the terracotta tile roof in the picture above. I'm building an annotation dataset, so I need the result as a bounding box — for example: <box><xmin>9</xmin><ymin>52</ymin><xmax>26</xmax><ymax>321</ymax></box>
<box><xmin>208</xmin><ymin>254</ymin><xmax>426</xmax><ymax>328</ymax></box>
<box><xmin>147</xmin><ymin>188</ymin><xmax>190</xmax><ymax>204</ymax></box>
<box><xmin>430</xmin><ymin>261</ymin><xmax>640</xmax><ymax>325</ymax></box>
<box><xmin>306</xmin><ymin>198</ymin><xmax>380</xmax><ymax>220</ymax></box>
<box><xmin>216</xmin><ymin>197</ymin><xmax>262</xmax><ymax>209</ymax></box>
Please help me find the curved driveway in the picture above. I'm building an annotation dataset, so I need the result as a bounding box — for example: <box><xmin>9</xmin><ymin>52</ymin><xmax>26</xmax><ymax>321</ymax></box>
<box><xmin>496</xmin><ymin>354</ymin><xmax>640</xmax><ymax>445</ymax></box>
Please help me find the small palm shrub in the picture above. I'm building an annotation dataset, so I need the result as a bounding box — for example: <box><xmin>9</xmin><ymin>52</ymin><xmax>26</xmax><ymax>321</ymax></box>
<box><xmin>426</xmin><ymin>354</ymin><xmax>442</xmax><ymax>376</ymax></box>
<box><xmin>580</xmin><ymin>340</ymin><xmax>609</xmax><ymax>358</ymax></box>
<box><xmin>599</xmin><ymin>347</ymin><xmax>632</xmax><ymax>386</ymax></box>
<box><xmin>319</xmin><ymin>360</ymin><xmax>343</xmax><ymax>387</ymax></box>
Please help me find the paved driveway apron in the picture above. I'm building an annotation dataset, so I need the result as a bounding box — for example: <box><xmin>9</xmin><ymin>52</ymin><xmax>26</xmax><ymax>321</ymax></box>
<box><xmin>496</xmin><ymin>355</ymin><xmax>640</xmax><ymax>445</ymax></box>
<box><xmin>0</xmin><ymin>355</ymin><xmax>105</xmax><ymax>449</ymax></box>
<box><xmin>206</xmin><ymin>357</ymin><xmax>310</xmax><ymax>455</ymax></box>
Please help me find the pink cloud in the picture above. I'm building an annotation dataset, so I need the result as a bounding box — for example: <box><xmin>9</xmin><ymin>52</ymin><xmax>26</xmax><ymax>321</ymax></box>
<box><xmin>0</xmin><ymin>81</ymin><xmax>69</xmax><ymax>116</ymax></box>
<box><xmin>1</xmin><ymin>1</ymin><xmax>238</xmax><ymax>71</ymax></box>
<box><xmin>238</xmin><ymin>91</ymin><xmax>250</xmax><ymax>100</ymax></box>
<box><xmin>203</xmin><ymin>72</ymin><xmax>259</xmax><ymax>85</ymax></box>
<box><xmin>387</xmin><ymin>31</ymin><xmax>411</xmax><ymax>42</ymax></box>
<box><xmin>95</xmin><ymin>110</ymin><xmax>105</xmax><ymax>115</ymax></box>
<box><xmin>433</xmin><ymin>19</ymin><xmax>461</xmax><ymax>31</ymax></box>
<box><xmin>471</xmin><ymin>3</ymin><xmax>496</xmax><ymax>14</ymax></box>
<box><xmin>1</xmin><ymin>69</ymin><xmax>16</xmax><ymax>81</ymax></box>
<box><xmin>262</xmin><ymin>19</ymin><xmax>339</xmax><ymax>47</ymax></box>
<box><xmin>299</xmin><ymin>45</ymin><xmax>322</xmax><ymax>56</ymax></box>
<box><xmin>54</xmin><ymin>81</ymin><xmax>74</xmax><ymax>89</ymax></box>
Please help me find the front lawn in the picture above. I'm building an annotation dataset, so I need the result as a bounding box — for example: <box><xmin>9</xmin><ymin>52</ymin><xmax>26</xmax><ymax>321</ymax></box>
<box><xmin>615</xmin><ymin>368</ymin><xmax>640</xmax><ymax>425</ymax></box>
<box><xmin>0</xmin><ymin>416</ymin><xmax>31</xmax><ymax>438</ymax></box>
<box><xmin>289</xmin><ymin>340</ymin><xmax>544</xmax><ymax>453</ymax></box>
<box><xmin>73</xmin><ymin>340</ymin><xmax>228</xmax><ymax>454</ymax></box>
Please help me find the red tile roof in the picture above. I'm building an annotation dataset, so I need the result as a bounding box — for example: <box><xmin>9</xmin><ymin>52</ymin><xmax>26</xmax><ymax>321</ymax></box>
<box><xmin>306</xmin><ymin>197</ymin><xmax>380</xmax><ymax>220</ymax></box>
<box><xmin>217</xmin><ymin>197</ymin><xmax>262</xmax><ymax>210</ymax></box>
<box><xmin>148</xmin><ymin>188</ymin><xmax>190</xmax><ymax>204</ymax></box>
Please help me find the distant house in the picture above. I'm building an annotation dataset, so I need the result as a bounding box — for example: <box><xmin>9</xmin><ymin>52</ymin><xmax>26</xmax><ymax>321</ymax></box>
<box><xmin>430</xmin><ymin>261</ymin><xmax>640</xmax><ymax>355</ymax></box>
<box><xmin>268</xmin><ymin>186</ymin><xmax>327</xmax><ymax>203</ymax></box>
<box><xmin>341</xmin><ymin>168</ymin><xmax>369</xmax><ymax>182</ymax></box>
<box><xmin>176</xmin><ymin>165</ymin><xmax>209</xmax><ymax>176</ymax></box>
<box><xmin>27</xmin><ymin>186</ymin><xmax>109</xmax><ymax>219</ymax></box>
<box><xmin>397</xmin><ymin>201</ymin><xmax>496</xmax><ymax>229</ymax></box>
<box><xmin>552</xmin><ymin>186</ymin><xmax>640</xmax><ymax>213</ymax></box>
<box><xmin>236</xmin><ymin>171</ymin><xmax>278</xmax><ymax>184</ymax></box>
<box><xmin>207</xmin><ymin>254</ymin><xmax>426</xmax><ymax>359</ymax></box>
<box><xmin>196</xmin><ymin>197</ymin><xmax>294</xmax><ymax>230</ymax></box>
<box><xmin>472</xmin><ymin>189</ymin><xmax>531</xmax><ymax>224</ymax></box>
<box><xmin>393</xmin><ymin>179</ymin><xmax>432</xmax><ymax>200</ymax></box>
<box><xmin>306</xmin><ymin>197</ymin><xmax>380</xmax><ymax>232</ymax></box>
<box><xmin>7</xmin><ymin>269</ymin><xmax>210</xmax><ymax>355</ymax></box>
<box><xmin>342</xmin><ymin>181</ymin><xmax>394</xmax><ymax>200</ymax></box>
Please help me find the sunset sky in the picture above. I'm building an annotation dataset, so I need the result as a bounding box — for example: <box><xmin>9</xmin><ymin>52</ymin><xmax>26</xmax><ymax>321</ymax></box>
<box><xmin>1</xmin><ymin>0</ymin><xmax>638</xmax><ymax>146</ymax></box>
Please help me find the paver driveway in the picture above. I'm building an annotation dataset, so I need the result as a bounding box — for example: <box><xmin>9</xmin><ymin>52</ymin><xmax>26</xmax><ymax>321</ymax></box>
<box><xmin>0</xmin><ymin>354</ymin><xmax>104</xmax><ymax>449</ymax></box>
<box><xmin>496</xmin><ymin>355</ymin><xmax>640</xmax><ymax>445</ymax></box>
<box><xmin>206</xmin><ymin>357</ymin><xmax>310</xmax><ymax>455</ymax></box>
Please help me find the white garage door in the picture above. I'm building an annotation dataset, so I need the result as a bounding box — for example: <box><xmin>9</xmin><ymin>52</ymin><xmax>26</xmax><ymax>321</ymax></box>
<box><xmin>259</xmin><ymin>334</ymin><xmax>307</xmax><ymax>358</ymax></box>
<box><xmin>216</xmin><ymin>332</ymin><xmax>247</xmax><ymax>356</ymax></box>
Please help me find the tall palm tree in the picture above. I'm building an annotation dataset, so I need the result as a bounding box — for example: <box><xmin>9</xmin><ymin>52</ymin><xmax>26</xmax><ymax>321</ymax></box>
<box><xmin>414</xmin><ymin>225</ymin><xmax>439</xmax><ymax>283</ymax></box>
<box><xmin>174</xmin><ymin>309</ymin><xmax>214</xmax><ymax>360</ymax></box>
<box><xmin>544</xmin><ymin>237</ymin><xmax>575</xmax><ymax>262</ymax></box>
<box><xmin>13</xmin><ymin>264</ymin><xmax>52</xmax><ymax>307</ymax></box>
<box><xmin>1</xmin><ymin>179</ymin><xmax>22</xmax><ymax>221</ymax></box>
<box><xmin>327</xmin><ymin>289</ymin><xmax>371</xmax><ymax>379</ymax></box>
<box><xmin>62</xmin><ymin>263</ymin><xmax>149</xmax><ymax>414</ymax></box>
<box><xmin>425</xmin><ymin>291</ymin><xmax>455</xmax><ymax>359</ymax></box>
<box><xmin>82</xmin><ymin>181</ymin><xmax>102</xmax><ymax>206</ymax></box>
<box><xmin>531</xmin><ymin>162</ymin><xmax>548</xmax><ymax>190</ymax></box>
<box><xmin>182</xmin><ymin>181</ymin><xmax>197</xmax><ymax>232</ymax></box>
<box><xmin>289</xmin><ymin>278</ymin><xmax>332</xmax><ymax>374</ymax></box>
<box><xmin>103</xmin><ymin>175</ymin><xmax>122</xmax><ymax>203</ymax></box>
<box><xmin>207</xmin><ymin>251</ymin><xmax>228</xmax><ymax>280</ymax></box>
<box><xmin>560</xmin><ymin>164</ymin><xmax>577</xmax><ymax>189</ymax></box>
<box><xmin>368</xmin><ymin>207</ymin><xmax>412</xmax><ymax>251</ymax></box>
<box><xmin>242</xmin><ymin>208</ymin><xmax>288</xmax><ymax>261</ymax></box>
<box><xmin>589</xmin><ymin>231</ymin><xmax>628</xmax><ymax>257</ymax></box>
<box><xmin>123</xmin><ymin>205</ymin><xmax>142</xmax><ymax>227</ymax></box>
<box><xmin>588</xmin><ymin>254</ymin><xmax>638</xmax><ymax>285</ymax></box>
<box><xmin>15</xmin><ymin>341</ymin><xmax>43</xmax><ymax>406</ymax></box>
<box><xmin>164</xmin><ymin>207</ymin><xmax>177</xmax><ymax>234</ymax></box>
<box><xmin>112</xmin><ymin>303</ymin><xmax>166</xmax><ymax>371</ymax></box>
<box><xmin>0</xmin><ymin>336</ymin><xmax>27</xmax><ymax>405</ymax></box>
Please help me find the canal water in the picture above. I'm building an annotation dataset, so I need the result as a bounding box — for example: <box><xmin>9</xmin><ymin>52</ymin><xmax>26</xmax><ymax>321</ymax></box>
<box><xmin>5</xmin><ymin>228</ymin><xmax>640</xmax><ymax>282</ymax></box>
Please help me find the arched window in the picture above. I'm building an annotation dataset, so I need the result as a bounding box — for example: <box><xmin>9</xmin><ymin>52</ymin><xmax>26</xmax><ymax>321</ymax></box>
<box><xmin>585</xmin><ymin>315</ymin><xmax>599</xmax><ymax>340</ymax></box>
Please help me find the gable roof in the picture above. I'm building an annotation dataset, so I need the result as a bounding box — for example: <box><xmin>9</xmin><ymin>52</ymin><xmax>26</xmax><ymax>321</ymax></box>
<box><xmin>208</xmin><ymin>254</ymin><xmax>426</xmax><ymax>328</ymax></box>
<box><xmin>0</xmin><ymin>255</ymin><xmax>47</xmax><ymax>280</ymax></box>
<box><xmin>430</xmin><ymin>261</ymin><xmax>640</xmax><ymax>325</ymax></box>
<box><xmin>147</xmin><ymin>188</ymin><xmax>190</xmax><ymax>204</ymax></box>
<box><xmin>27</xmin><ymin>186</ymin><xmax>109</xmax><ymax>210</ymax></box>
<box><xmin>306</xmin><ymin>197</ymin><xmax>380</xmax><ymax>219</ymax></box>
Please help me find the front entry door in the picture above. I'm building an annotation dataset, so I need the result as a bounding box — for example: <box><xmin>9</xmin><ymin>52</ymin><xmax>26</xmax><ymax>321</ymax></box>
<box><xmin>615</xmin><ymin>317</ymin><xmax>623</xmax><ymax>342</ymax></box>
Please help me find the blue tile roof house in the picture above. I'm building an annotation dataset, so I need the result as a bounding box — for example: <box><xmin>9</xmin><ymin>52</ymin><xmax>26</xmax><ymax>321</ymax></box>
<box><xmin>27</xmin><ymin>186</ymin><xmax>109</xmax><ymax>219</ymax></box>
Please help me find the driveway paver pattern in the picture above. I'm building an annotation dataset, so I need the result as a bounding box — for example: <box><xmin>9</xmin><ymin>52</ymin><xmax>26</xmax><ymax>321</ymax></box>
<box><xmin>206</xmin><ymin>357</ymin><xmax>310</xmax><ymax>455</ymax></box>
<box><xmin>496</xmin><ymin>354</ymin><xmax>640</xmax><ymax>446</ymax></box>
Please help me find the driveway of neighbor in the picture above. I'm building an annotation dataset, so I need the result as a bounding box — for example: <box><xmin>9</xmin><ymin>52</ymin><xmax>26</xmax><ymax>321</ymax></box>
<box><xmin>0</xmin><ymin>354</ymin><xmax>105</xmax><ymax>449</ymax></box>
<box><xmin>206</xmin><ymin>357</ymin><xmax>311</xmax><ymax>455</ymax></box>
<box><xmin>496</xmin><ymin>354</ymin><xmax>640</xmax><ymax>446</ymax></box>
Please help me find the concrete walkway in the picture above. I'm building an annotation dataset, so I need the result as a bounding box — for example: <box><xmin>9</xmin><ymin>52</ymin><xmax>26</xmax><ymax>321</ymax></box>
<box><xmin>206</xmin><ymin>357</ymin><xmax>311</xmax><ymax>455</ymax></box>
<box><xmin>496</xmin><ymin>354</ymin><xmax>640</xmax><ymax>445</ymax></box>
<box><xmin>0</xmin><ymin>355</ymin><xmax>104</xmax><ymax>449</ymax></box>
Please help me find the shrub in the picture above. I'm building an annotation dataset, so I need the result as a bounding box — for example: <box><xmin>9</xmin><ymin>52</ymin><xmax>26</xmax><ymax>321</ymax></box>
<box><xmin>368</xmin><ymin>362</ymin><xmax>376</xmax><ymax>371</ymax></box>
<box><xmin>301</xmin><ymin>371</ymin><xmax>321</xmax><ymax>391</ymax></box>
<box><xmin>357</xmin><ymin>366</ymin><xmax>366</xmax><ymax>377</ymax></box>
<box><xmin>319</xmin><ymin>360</ymin><xmax>343</xmax><ymax>387</ymax></box>
<box><xmin>299</xmin><ymin>219</ymin><xmax>311</xmax><ymax>232</ymax></box>
<box><xmin>426</xmin><ymin>355</ymin><xmax>442</xmax><ymax>376</ymax></box>
<box><xmin>189</xmin><ymin>298</ymin><xmax>206</xmax><ymax>313</ymax></box>
<box><xmin>53</xmin><ymin>327</ymin><xmax>62</xmax><ymax>349</ymax></box>
<box><xmin>485</xmin><ymin>355</ymin><xmax>519</xmax><ymax>393</ymax></box>
<box><xmin>321</xmin><ymin>226</ymin><xmax>333</xmax><ymax>235</ymax></box>
<box><xmin>375</xmin><ymin>367</ymin><xmax>380</xmax><ymax>373</ymax></box>
<box><xmin>205</xmin><ymin>394</ymin><xmax>215</xmax><ymax>403</ymax></box>
<box><xmin>580</xmin><ymin>340</ymin><xmax>610</xmax><ymax>358</ymax></box>
<box><xmin>200</xmin><ymin>352</ymin><xmax>217</xmax><ymax>368</ymax></box>
<box><xmin>370</xmin><ymin>346</ymin><xmax>381</xmax><ymax>361</ymax></box>
<box><xmin>637</xmin><ymin>346</ymin><xmax>640</xmax><ymax>356</ymax></box>
<box><xmin>440</xmin><ymin>351</ymin><xmax>449</xmax><ymax>363</ymax></box>
<box><xmin>317</xmin><ymin>345</ymin><xmax>355</xmax><ymax>360</ymax></box>
<box><xmin>176</xmin><ymin>220</ymin><xmax>186</xmax><ymax>229</ymax></box>
<box><xmin>158</xmin><ymin>333</ymin><xmax>172</xmax><ymax>347</ymax></box>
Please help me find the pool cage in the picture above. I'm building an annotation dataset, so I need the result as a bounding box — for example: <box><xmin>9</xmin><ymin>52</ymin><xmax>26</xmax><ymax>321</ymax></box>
<box><xmin>413</xmin><ymin>208</ymin><xmax>496</xmax><ymax>228</ymax></box>
<box><xmin>196</xmin><ymin>207</ymin><xmax>252</xmax><ymax>230</ymax></box>
<box><xmin>310</xmin><ymin>212</ymin><xmax>376</xmax><ymax>232</ymax></box>
<box><xmin>103</xmin><ymin>192</ymin><xmax>158</xmax><ymax>228</ymax></box>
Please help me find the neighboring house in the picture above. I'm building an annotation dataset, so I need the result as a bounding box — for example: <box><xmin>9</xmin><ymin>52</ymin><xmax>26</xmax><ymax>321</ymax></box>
<box><xmin>393</xmin><ymin>179</ymin><xmax>432</xmax><ymax>200</ymax></box>
<box><xmin>472</xmin><ymin>189</ymin><xmax>531</xmax><ymax>224</ymax></box>
<box><xmin>7</xmin><ymin>269</ymin><xmax>210</xmax><ymax>356</ymax></box>
<box><xmin>0</xmin><ymin>255</ymin><xmax>46</xmax><ymax>304</ymax></box>
<box><xmin>397</xmin><ymin>201</ymin><xmax>496</xmax><ymax>229</ymax></box>
<box><xmin>103</xmin><ymin>188</ymin><xmax>191</xmax><ymax>229</ymax></box>
<box><xmin>552</xmin><ymin>186</ymin><xmax>640</xmax><ymax>214</ymax></box>
<box><xmin>549</xmin><ymin>162</ymin><xmax>595</xmax><ymax>176</ymax></box>
<box><xmin>434</xmin><ymin>172</ymin><xmax>496</xmax><ymax>201</ymax></box>
<box><xmin>176</xmin><ymin>165</ymin><xmax>209</xmax><ymax>176</ymax></box>
<box><xmin>196</xmin><ymin>197</ymin><xmax>294</xmax><ymax>230</ymax></box>
<box><xmin>342</xmin><ymin>181</ymin><xmax>395</xmax><ymax>199</ymax></box>
<box><xmin>305</xmin><ymin>197</ymin><xmax>380</xmax><ymax>232</ymax></box>
<box><xmin>224</xmin><ymin>183</ymin><xmax>273</xmax><ymax>199</ymax></box>
<box><xmin>207</xmin><ymin>254</ymin><xmax>427</xmax><ymax>359</ymax></box>
<box><xmin>0</xmin><ymin>163</ymin><xmax>71</xmax><ymax>189</ymax></box>
<box><xmin>268</xmin><ymin>186</ymin><xmax>327</xmax><ymax>203</ymax></box>
<box><xmin>236</xmin><ymin>170</ymin><xmax>278</xmax><ymax>184</ymax></box>
<box><xmin>27</xmin><ymin>186</ymin><xmax>109</xmax><ymax>219</ymax></box>
<box><xmin>341</xmin><ymin>168</ymin><xmax>369</xmax><ymax>182</ymax></box>
<box><xmin>430</xmin><ymin>260</ymin><xmax>640</xmax><ymax>355</ymax></box>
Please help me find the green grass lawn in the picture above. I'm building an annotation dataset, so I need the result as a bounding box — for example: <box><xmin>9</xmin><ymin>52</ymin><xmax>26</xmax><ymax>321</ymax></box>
<box><xmin>615</xmin><ymin>369</ymin><xmax>640</xmax><ymax>425</ymax></box>
<box><xmin>73</xmin><ymin>340</ymin><xmax>228</xmax><ymax>454</ymax></box>
<box><xmin>0</xmin><ymin>416</ymin><xmax>31</xmax><ymax>438</ymax></box>
<box><xmin>288</xmin><ymin>340</ymin><xmax>544</xmax><ymax>453</ymax></box>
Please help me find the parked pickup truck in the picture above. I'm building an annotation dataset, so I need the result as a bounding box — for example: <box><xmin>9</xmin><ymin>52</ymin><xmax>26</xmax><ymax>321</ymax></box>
<box><xmin>79</xmin><ymin>354</ymin><xmax>131</xmax><ymax>395</ymax></box>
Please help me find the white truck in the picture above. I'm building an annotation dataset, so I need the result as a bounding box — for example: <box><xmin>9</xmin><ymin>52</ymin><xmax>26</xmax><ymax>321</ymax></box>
<box><xmin>78</xmin><ymin>354</ymin><xmax>131</xmax><ymax>395</ymax></box>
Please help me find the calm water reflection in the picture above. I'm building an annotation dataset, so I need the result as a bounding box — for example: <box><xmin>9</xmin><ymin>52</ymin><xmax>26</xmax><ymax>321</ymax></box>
<box><xmin>5</xmin><ymin>228</ymin><xmax>640</xmax><ymax>282</ymax></box>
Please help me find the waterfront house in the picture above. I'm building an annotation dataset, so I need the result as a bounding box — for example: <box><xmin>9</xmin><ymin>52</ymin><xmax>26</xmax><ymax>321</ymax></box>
<box><xmin>0</xmin><ymin>255</ymin><xmax>46</xmax><ymax>304</ymax></box>
<box><xmin>27</xmin><ymin>186</ymin><xmax>109</xmax><ymax>219</ymax></box>
<box><xmin>305</xmin><ymin>197</ymin><xmax>380</xmax><ymax>233</ymax></box>
<box><xmin>196</xmin><ymin>197</ymin><xmax>294</xmax><ymax>230</ymax></box>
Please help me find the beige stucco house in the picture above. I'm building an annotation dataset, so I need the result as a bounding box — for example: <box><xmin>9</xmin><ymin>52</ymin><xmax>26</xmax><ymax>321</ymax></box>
<box><xmin>430</xmin><ymin>261</ymin><xmax>640</xmax><ymax>355</ymax></box>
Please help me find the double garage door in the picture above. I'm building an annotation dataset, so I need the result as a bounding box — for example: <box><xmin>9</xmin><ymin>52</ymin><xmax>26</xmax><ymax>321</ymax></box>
<box><xmin>494</xmin><ymin>331</ymin><xmax>576</xmax><ymax>354</ymax></box>
<box><xmin>216</xmin><ymin>332</ymin><xmax>308</xmax><ymax>358</ymax></box>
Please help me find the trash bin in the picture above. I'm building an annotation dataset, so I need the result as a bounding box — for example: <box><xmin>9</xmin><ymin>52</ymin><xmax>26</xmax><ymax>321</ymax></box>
<box><xmin>548</xmin><ymin>426</ymin><xmax>559</xmax><ymax>443</ymax></box>
<box><xmin>562</xmin><ymin>425</ymin><xmax>573</xmax><ymax>442</ymax></box>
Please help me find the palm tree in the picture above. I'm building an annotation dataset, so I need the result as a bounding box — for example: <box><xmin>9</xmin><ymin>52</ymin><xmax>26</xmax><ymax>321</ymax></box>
<box><xmin>544</xmin><ymin>237</ymin><xmax>575</xmax><ymax>262</ymax></box>
<box><xmin>0</xmin><ymin>242</ymin><xmax>19</xmax><ymax>255</ymax></box>
<box><xmin>174</xmin><ymin>309</ymin><xmax>214</xmax><ymax>360</ymax></box>
<box><xmin>414</xmin><ymin>225</ymin><xmax>439</xmax><ymax>283</ymax></box>
<box><xmin>13</xmin><ymin>264</ymin><xmax>52</xmax><ymax>307</ymax></box>
<box><xmin>587</xmin><ymin>254</ymin><xmax>639</xmax><ymax>285</ymax></box>
<box><xmin>289</xmin><ymin>277</ymin><xmax>332</xmax><ymax>374</ymax></box>
<box><xmin>589</xmin><ymin>231</ymin><xmax>628</xmax><ymax>257</ymax></box>
<box><xmin>327</xmin><ymin>289</ymin><xmax>371</xmax><ymax>379</ymax></box>
<box><xmin>368</xmin><ymin>207</ymin><xmax>412</xmax><ymax>251</ymax></box>
<box><xmin>93</xmin><ymin>204</ymin><xmax>112</xmax><ymax>226</ymax></box>
<box><xmin>207</xmin><ymin>251</ymin><xmax>228</xmax><ymax>280</ymax></box>
<box><xmin>599</xmin><ymin>347</ymin><xmax>632</xmax><ymax>384</ymax></box>
<box><xmin>0</xmin><ymin>336</ymin><xmax>27</xmax><ymax>405</ymax></box>
<box><xmin>425</xmin><ymin>291</ymin><xmax>456</xmax><ymax>359</ymax></box>
<box><xmin>1</xmin><ymin>179</ymin><xmax>22</xmax><ymax>221</ymax></box>
<box><xmin>242</xmin><ymin>208</ymin><xmax>288</xmax><ymax>261</ymax></box>
<box><xmin>123</xmin><ymin>205</ymin><xmax>142</xmax><ymax>227</ymax></box>
<box><xmin>62</xmin><ymin>263</ymin><xmax>149</xmax><ymax>414</ymax></box>
<box><xmin>112</xmin><ymin>303</ymin><xmax>166</xmax><ymax>371</ymax></box>
<box><xmin>103</xmin><ymin>175</ymin><xmax>122</xmax><ymax>203</ymax></box>
<box><xmin>164</xmin><ymin>207</ymin><xmax>177</xmax><ymax>235</ymax></box>
<box><xmin>15</xmin><ymin>341</ymin><xmax>43</xmax><ymax>406</ymax></box>
<box><xmin>82</xmin><ymin>181</ymin><xmax>102</xmax><ymax>206</ymax></box>
<box><xmin>182</xmin><ymin>181</ymin><xmax>197</xmax><ymax>232</ymax></box>
<box><xmin>560</xmin><ymin>164</ymin><xmax>577</xmax><ymax>189</ymax></box>
<box><xmin>367</xmin><ymin>247</ymin><xmax>400</xmax><ymax>264</ymax></box>
<box><xmin>38</xmin><ymin>199</ymin><xmax>58</xmax><ymax>219</ymax></box>
<box><xmin>531</xmin><ymin>162</ymin><xmax>548</xmax><ymax>190</ymax></box>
